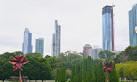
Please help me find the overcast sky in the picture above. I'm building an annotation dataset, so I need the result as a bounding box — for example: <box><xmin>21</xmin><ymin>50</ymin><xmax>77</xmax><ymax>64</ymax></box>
<box><xmin>0</xmin><ymin>0</ymin><xmax>137</xmax><ymax>56</ymax></box>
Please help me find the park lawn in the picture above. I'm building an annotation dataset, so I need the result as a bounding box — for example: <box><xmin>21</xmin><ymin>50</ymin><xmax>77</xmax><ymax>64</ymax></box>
<box><xmin>120</xmin><ymin>81</ymin><xmax>137</xmax><ymax>82</ymax></box>
<box><xmin>0</xmin><ymin>80</ymin><xmax>55</xmax><ymax>82</ymax></box>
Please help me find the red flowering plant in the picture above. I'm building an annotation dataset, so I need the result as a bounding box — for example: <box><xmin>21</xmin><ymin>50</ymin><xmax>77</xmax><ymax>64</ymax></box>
<box><xmin>102</xmin><ymin>60</ymin><xmax>114</xmax><ymax>82</ymax></box>
<box><xmin>9</xmin><ymin>55</ymin><xmax>29</xmax><ymax>82</ymax></box>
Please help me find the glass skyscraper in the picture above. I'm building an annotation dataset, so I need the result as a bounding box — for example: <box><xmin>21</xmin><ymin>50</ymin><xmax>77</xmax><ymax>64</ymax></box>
<box><xmin>52</xmin><ymin>20</ymin><xmax>61</xmax><ymax>57</ymax></box>
<box><xmin>102</xmin><ymin>6</ymin><xmax>114</xmax><ymax>51</ymax></box>
<box><xmin>129</xmin><ymin>4</ymin><xmax>137</xmax><ymax>47</ymax></box>
<box><xmin>35</xmin><ymin>38</ymin><xmax>44</xmax><ymax>57</ymax></box>
<box><xmin>22</xmin><ymin>28</ymin><xmax>32</xmax><ymax>54</ymax></box>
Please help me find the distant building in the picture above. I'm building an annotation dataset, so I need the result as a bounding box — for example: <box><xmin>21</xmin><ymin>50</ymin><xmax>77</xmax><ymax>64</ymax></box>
<box><xmin>35</xmin><ymin>38</ymin><xmax>44</xmax><ymax>57</ymax></box>
<box><xmin>102</xmin><ymin>5</ymin><xmax>114</xmax><ymax>51</ymax></box>
<box><xmin>129</xmin><ymin>4</ymin><xmax>137</xmax><ymax>47</ymax></box>
<box><xmin>83</xmin><ymin>44</ymin><xmax>92</xmax><ymax>58</ymax></box>
<box><xmin>22</xmin><ymin>28</ymin><xmax>32</xmax><ymax>54</ymax></box>
<box><xmin>91</xmin><ymin>48</ymin><xmax>102</xmax><ymax>59</ymax></box>
<box><xmin>52</xmin><ymin>20</ymin><xmax>61</xmax><ymax>57</ymax></box>
<box><xmin>112</xmin><ymin>51</ymin><xmax>121</xmax><ymax>58</ymax></box>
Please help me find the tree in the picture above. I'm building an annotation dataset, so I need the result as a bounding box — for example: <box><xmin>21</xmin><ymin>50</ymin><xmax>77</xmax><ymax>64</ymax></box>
<box><xmin>74</xmin><ymin>63</ymin><xmax>82</xmax><ymax>82</ymax></box>
<box><xmin>23</xmin><ymin>53</ymin><xmax>52</xmax><ymax>80</ymax></box>
<box><xmin>115</xmin><ymin>63</ymin><xmax>124</xmax><ymax>81</ymax></box>
<box><xmin>116</xmin><ymin>61</ymin><xmax>137</xmax><ymax>81</ymax></box>
<box><xmin>94</xmin><ymin>61</ymin><xmax>106</xmax><ymax>82</ymax></box>
<box><xmin>82</xmin><ymin>59</ymin><xmax>87</xmax><ymax>82</ymax></box>
<box><xmin>114</xmin><ymin>46</ymin><xmax>137</xmax><ymax>63</ymax></box>
<box><xmin>70</xmin><ymin>65</ymin><xmax>75</xmax><ymax>82</ymax></box>
<box><xmin>86</xmin><ymin>56</ymin><xmax>95</xmax><ymax>82</ymax></box>
<box><xmin>108</xmin><ymin>63</ymin><xmax>119</xmax><ymax>82</ymax></box>
<box><xmin>99</xmin><ymin>50</ymin><xmax>115</xmax><ymax>60</ymax></box>
<box><xmin>56</xmin><ymin>67</ymin><xmax>67</xmax><ymax>82</ymax></box>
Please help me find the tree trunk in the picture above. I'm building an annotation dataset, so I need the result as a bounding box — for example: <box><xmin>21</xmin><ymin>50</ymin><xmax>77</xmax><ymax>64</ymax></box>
<box><xmin>19</xmin><ymin>69</ymin><xmax>22</xmax><ymax>82</ymax></box>
<box><xmin>106</xmin><ymin>73</ymin><xmax>109</xmax><ymax>82</ymax></box>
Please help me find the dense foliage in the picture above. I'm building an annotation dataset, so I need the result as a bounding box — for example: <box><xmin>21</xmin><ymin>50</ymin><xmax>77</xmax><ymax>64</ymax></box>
<box><xmin>0</xmin><ymin>51</ymin><xmax>51</xmax><ymax>81</ymax></box>
<box><xmin>114</xmin><ymin>46</ymin><xmax>137</xmax><ymax>63</ymax></box>
<box><xmin>55</xmin><ymin>67</ymin><xmax>67</xmax><ymax>82</ymax></box>
<box><xmin>99</xmin><ymin>50</ymin><xmax>115</xmax><ymax>60</ymax></box>
<box><xmin>116</xmin><ymin>61</ymin><xmax>137</xmax><ymax>81</ymax></box>
<box><xmin>70</xmin><ymin>56</ymin><xmax>118</xmax><ymax>82</ymax></box>
<box><xmin>1</xmin><ymin>46</ymin><xmax>137</xmax><ymax>82</ymax></box>
<box><xmin>0</xmin><ymin>51</ymin><xmax>82</xmax><ymax>81</ymax></box>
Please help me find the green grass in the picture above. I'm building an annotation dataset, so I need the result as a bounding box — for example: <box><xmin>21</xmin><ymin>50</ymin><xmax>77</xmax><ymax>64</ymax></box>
<box><xmin>120</xmin><ymin>81</ymin><xmax>137</xmax><ymax>82</ymax></box>
<box><xmin>0</xmin><ymin>80</ymin><xmax>55</xmax><ymax>82</ymax></box>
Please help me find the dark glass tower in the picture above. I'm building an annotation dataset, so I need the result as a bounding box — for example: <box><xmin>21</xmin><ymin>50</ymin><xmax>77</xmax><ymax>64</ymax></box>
<box><xmin>102</xmin><ymin>6</ymin><xmax>114</xmax><ymax>51</ymax></box>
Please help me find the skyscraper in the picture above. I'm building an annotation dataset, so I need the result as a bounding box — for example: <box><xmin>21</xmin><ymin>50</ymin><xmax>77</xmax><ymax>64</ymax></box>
<box><xmin>102</xmin><ymin>5</ymin><xmax>114</xmax><ymax>51</ymax></box>
<box><xmin>91</xmin><ymin>48</ymin><xmax>102</xmax><ymax>59</ymax></box>
<box><xmin>129</xmin><ymin>4</ymin><xmax>137</xmax><ymax>47</ymax></box>
<box><xmin>35</xmin><ymin>38</ymin><xmax>44</xmax><ymax>57</ymax></box>
<box><xmin>52</xmin><ymin>20</ymin><xmax>61</xmax><ymax>57</ymax></box>
<box><xmin>22</xmin><ymin>28</ymin><xmax>32</xmax><ymax>54</ymax></box>
<box><xmin>83</xmin><ymin>44</ymin><xmax>92</xmax><ymax>58</ymax></box>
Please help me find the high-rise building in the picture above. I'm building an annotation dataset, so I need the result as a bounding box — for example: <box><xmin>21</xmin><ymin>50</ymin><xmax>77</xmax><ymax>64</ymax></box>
<box><xmin>91</xmin><ymin>48</ymin><xmax>102</xmax><ymax>59</ymax></box>
<box><xmin>22</xmin><ymin>28</ymin><xmax>32</xmax><ymax>54</ymax></box>
<box><xmin>35</xmin><ymin>38</ymin><xmax>44</xmax><ymax>57</ymax></box>
<box><xmin>129</xmin><ymin>4</ymin><xmax>137</xmax><ymax>47</ymax></box>
<box><xmin>83</xmin><ymin>44</ymin><xmax>92</xmax><ymax>58</ymax></box>
<box><xmin>52</xmin><ymin>20</ymin><xmax>61</xmax><ymax>57</ymax></box>
<box><xmin>102</xmin><ymin>5</ymin><xmax>114</xmax><ymax>51</ymax></box>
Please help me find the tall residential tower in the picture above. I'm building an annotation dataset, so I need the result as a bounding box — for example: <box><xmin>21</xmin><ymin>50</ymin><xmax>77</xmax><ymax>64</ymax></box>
<box><xmin>83</xmin><ymin>44</ymin><xmax>92</xmax><ymax>58</ymax></box>
<box><xmin>52</xmin><ymin>20</ymin><xmax>61</xmax><ymax>57</ymax></box>
<box><xmin>102</xmin><ymin>5</ymin><xmax>114</xmax><ymax>51</ymax></box>
<box><xmin>129</xmin><ymin>4</ymin><xmax>137</xmax><ymax>47</ymax></box>
<box><xmin>22</xmin><ymin>28</ymin><xmax>32</xmax><ymax>54</ymax></box>
<box><xmin>35</xmin><ymin>38</ymin><xmax>44</xmax><ymax>57</ymax></box>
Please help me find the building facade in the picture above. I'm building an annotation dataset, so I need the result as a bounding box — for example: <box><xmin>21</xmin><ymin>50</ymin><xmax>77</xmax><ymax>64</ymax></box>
<box><xmin>52</xmin><ymin>20</ymin><xmax>61</xmax><ymax>57</ymax></box>
<box><xmin>22</xmin><ymin>28</ymin><xmax>32</xmax><ymax>54</ymax></box>
<box><xmin>129</xmin><ymin>4</ymin><xmax>137</xmax><ymax>47</ymax></box>
<box><xmin>102</xmin><ymin>5</ymin><xmax>114</xmax><ymax>51</ymax></box>
<box><xmin>35</xmin><ymin>38</ymin><xmax>44</xmax><ymax>57</ymax></box>
<box><xmin>91</xmin><ymin>48</ymin><xmax>102</xmax><ymax>59</ymax></box>
<box><xmin>83</xmin><ymin>44</ymin><xmax>92</xmax><ymax>58</ymax></box>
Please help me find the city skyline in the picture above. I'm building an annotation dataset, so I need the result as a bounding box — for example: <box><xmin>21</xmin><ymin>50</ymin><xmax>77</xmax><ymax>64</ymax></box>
<box><xmin>0</xmin><ymin>0</ymin><xmax>137</xmax><ymax>56</ymax></box>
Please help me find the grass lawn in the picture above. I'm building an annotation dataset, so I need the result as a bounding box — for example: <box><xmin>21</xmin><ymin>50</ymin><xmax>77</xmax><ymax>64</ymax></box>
<box><xmin>120</xmin><ymin>81</ymin><xmax>137</xmax><ymax>82</ymax></box>
<box><xmin>0</xmin><ymin>80</ymin><xmax>55</xmax><ymax>82</ymax></box>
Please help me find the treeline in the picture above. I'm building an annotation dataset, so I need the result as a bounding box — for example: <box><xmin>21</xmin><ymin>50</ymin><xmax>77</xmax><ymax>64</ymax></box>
<box><xmin>0</xmin><ymin>52</ymin><xmax>51</xmax><ymax>81</ymax></box>
<box><xmin>70</xmin><ymin>56</ymin><xmax>119</xmax><ymax>82</ymax></box>
<box><xmin>98</xmin><ymin>46</ymin><xmax>137</xmax><ymax>82</ymax></box>
<box><xmin>114</xmin><ymin>46</ymin><xmax>137</xmax><ymax>63</ymax></box>
<box><xmin>0</xmin><ymin>51</ymin><xmax>82</xmax><ymax>81</ymax></box>
<box><xmin>116</xmin><ymin>61</ymin><xmax>137</xmax><ymax>81</ymax></box>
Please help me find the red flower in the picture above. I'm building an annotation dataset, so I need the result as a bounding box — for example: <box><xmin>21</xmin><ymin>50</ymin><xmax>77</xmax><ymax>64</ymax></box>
<box><xmin>9</xmin><ymin>55</ymin><xmax>29</xmax><ymax>71</ymax></box>
<box><xmin>102</xmin><ymin>61</ymin><xmax>114</xmax><ymax>73</ymax></box>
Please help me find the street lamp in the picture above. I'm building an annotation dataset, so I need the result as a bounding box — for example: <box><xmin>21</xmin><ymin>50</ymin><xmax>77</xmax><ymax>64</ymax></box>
<box><xmin>135</xmin><ymin>26</ymin><xmax>137</xmax><ymax>33</ymax></box>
